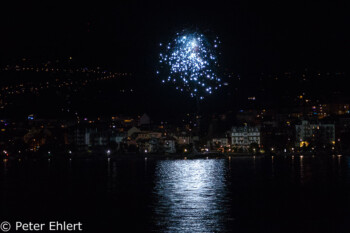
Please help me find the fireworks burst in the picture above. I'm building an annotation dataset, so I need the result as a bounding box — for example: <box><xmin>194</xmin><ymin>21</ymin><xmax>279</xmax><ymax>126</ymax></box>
<box><xmin>157</xmin><ymin>30</ymin><xmax>222</xmax><ymax>99</ymax></box>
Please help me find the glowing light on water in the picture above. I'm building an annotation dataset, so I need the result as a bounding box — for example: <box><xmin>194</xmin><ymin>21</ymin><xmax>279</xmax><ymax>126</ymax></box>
<box><xmin>153</xmin><ymin>159</ymin><xmax>227</xmax><ymax>231</ymax></box>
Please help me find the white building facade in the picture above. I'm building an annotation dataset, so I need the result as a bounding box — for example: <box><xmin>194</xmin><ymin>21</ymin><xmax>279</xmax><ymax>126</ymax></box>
<box><xmin>231</xmin><ymin>126</ymin><xmax>260</xmax><ymax>148</ymax></box>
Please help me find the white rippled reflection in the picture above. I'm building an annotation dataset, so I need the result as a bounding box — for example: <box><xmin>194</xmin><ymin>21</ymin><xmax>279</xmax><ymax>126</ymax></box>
<box><xmin>152</xmin><ymin>159</ymin><xmax>229</xmax><ymax>232</ymax></box>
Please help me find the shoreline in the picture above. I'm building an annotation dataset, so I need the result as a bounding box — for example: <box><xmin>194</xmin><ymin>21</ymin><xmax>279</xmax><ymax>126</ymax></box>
<box><xmin>2</xmin><ymin>151</ymin><xmax>347</xmax><ymax>162</ymax></box>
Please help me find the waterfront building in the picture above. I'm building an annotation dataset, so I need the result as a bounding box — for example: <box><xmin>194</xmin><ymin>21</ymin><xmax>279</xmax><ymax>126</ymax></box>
<box><xmin>295</xmin><ymin>120</ymin><xmax>335</xmax><ymax>147</ymax></box>
<box><xmin>163</xmin><ymin>136</ymin><xmax>177</xmax><ymax>154</ymax></box>
<box><xmin>212</xmin><ymin>138</ymin><xmax>229</xmax><ymax>147</ymax></box>
<box><xmin>231</xmin><ymin>126</ymin><xmax>260</xmax><ymax>149</ymax></box>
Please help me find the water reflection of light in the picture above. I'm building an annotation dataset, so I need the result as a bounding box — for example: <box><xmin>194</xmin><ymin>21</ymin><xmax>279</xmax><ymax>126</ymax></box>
<box><xmin>107</xmin><ymin>161</ymin><xmax>117</xmax><ymax>192</ymax></box>
<box><xmin>346</xmin><ymin>157</ymin><xmax>350</xmax><ymax>181</ymax></box>
<box><xmin>300</xmin><ymin>155</ymin><xmax>305</xmax><ymax>184</ymax></box>
<box><xmin>152</xmin><ymin>159</ymin><xmax>228</xmax><ymax>232</ymax></box>
<box><xmin>252</xmin><ymin>156</ymin><xmax>256</xmax><ymax>171</ymax></box>
<box><xmin>337</xmin><ymin>155</ymin><xmax>342</xmax><ymax>174</ymax></box>
<box><xmin>2</xmin><ymin>158</ymin><xmax>9</xmax><ymax>175</ymax></box>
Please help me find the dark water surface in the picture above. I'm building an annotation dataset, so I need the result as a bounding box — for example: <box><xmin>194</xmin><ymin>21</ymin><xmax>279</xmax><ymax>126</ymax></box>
<box><xmin>1</xmin><ymin>155</ymin><xmax>350</xmax><ymax>232</ymax></box>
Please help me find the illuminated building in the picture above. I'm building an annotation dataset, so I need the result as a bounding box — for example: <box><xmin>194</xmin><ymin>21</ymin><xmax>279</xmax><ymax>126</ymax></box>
<box><xmin>231</xmin><ymin>126</ymin><xmax>260</xmax><ymax>149</ymax></box>
<box><xmin>212</xmin><ymin>138</ymin><xmax>229</xmax><ymax>147</ymax></box>
<box><xmin>163</xmin><ymin>136</ymin><xmax>177</xmax><ymax>154</ymax></box>
<box><xmin>295</xmin><ymin>120</ymin><xmax>335</xmax><ymax>147</ymax></box>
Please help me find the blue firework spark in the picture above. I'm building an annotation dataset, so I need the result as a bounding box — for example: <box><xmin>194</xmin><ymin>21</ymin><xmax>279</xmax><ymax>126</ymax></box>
<box><xmin>157</xmin><ymin>31</ymin><xmax>222</xmax><ymax>99</ymax></box>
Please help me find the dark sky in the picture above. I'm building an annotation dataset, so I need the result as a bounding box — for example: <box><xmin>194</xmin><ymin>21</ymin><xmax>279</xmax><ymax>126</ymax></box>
<box><xmin>1</xmin><ymin>1</ymin><xmax>349</xmax><ymax>73</ymax></box>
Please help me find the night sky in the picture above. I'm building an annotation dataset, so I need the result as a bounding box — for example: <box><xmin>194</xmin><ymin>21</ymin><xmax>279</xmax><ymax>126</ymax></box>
<box><xmin>1</xmin><ymin>1</ymin><xmax>349</xmax><ymax>73</ymax></box>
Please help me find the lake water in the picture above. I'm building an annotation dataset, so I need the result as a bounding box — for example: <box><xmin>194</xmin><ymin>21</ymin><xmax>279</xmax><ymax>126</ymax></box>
<box><xmin>1</xmin><ymin>155</ymin><xmax>350</xmax><ymax>232</ymax></box>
